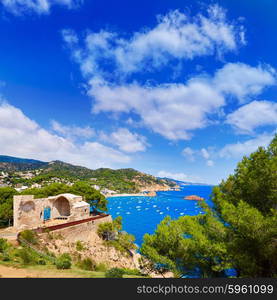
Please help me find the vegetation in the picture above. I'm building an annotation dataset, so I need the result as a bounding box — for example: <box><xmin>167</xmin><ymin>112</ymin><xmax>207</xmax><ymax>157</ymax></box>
<box><xmin>0</xmin><ymin>157</ymin><xmax>175</xmax><ymax>193</ymax></box>
<box><xmin>55</xmin><ymin>253</ymin><xmax>72</xmax><ymax>270</ymax></box>
<box><xmin>105</xmin><ymin>267</ymin><xmax>144</xmax><ymax>278</ymax></box>
<box><xmin>105</xmin><ymin>267</ymin><xmax>125</xmax><ymax>278</ymax></box>
<box><xmin>19</xmin><ymin>230</ymin><xmax>38</xmax><ymax>245</ymax></box>
<box><xmin>97</xmin><ymin>216</ymin><xmax>123</xmax><ymax>240</ymax></box>
<box><xmin>97</xmin><ymin>216</ymin><xmax>137</xmax><ymax>255</ymax></box>
<box><xmin>76</xmin><ymin>240</ymin><xmax>86</xmax><ymax>252</ymax></box>
<box><xmin>141</xmin><ymin>134</ymin><xmax>277</xmax><ymax>278</ymax></box>
<box><xmin>77</xmin><ymin>258</ymin><xmax>96</xmax><ymax>271</ymax></box>
<box><xmin>0</xmin><ymin>187</ymin><xmax>17</xmax><ymax>227</ymax></box>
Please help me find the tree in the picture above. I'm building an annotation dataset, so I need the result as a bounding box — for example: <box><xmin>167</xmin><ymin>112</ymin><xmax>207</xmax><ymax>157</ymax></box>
<box><xmin>141</xmin><ymin>134</ymin><xmax>277</xmax><ymax>277</ymax></box>
<box><xmin>0</xmin><ymin>187</ymin><xmax>17</xmax><ymax>227</ymax></box>
<box><xmin>70</xmin><ymin>181</ymin><xmax>108</xmax><ymax>212</ymax></box>
<box><xmin>215</xmin><ymin>135</ymin><xmax>277</xmax><ymax>215</ymax></box>
<box><xmin>141</xmin><ymin>207</ymin><xmax>232</xmax><ymax>278</ymax></box>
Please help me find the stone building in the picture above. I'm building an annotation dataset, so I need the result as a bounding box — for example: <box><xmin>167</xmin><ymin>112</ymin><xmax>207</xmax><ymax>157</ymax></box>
<box><xmin>13</xmin><ymin>193</ymin><xmax>90</xmax><ymax>230</ymax></box>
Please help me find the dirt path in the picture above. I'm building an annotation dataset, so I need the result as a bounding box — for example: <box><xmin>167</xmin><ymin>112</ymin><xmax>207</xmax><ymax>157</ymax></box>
<box><xmin>0</xmin><ymin>264</ymin><xmax>80</xmax><ymax>278</ymax></box>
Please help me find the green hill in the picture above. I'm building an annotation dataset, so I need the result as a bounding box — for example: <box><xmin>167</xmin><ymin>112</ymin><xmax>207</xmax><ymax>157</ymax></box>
<box><xmin>0</xmin><ymin>156</ymin><xmax>176</xmax><ymax>193</ymax></box>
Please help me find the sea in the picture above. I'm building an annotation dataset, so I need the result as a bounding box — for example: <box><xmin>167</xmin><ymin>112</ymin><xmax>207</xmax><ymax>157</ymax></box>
<box><xmin>106</xmin><ymin>184</ymin><xmax>237</xmax><ymax>277</ymax></box>
<box><xmin>107</xmin><ymin>185</ymin><xmax>214</xmax><ymax>247</ymax></box>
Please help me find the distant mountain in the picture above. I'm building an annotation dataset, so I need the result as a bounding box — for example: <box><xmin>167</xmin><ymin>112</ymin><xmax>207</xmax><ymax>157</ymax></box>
<box><xmin>0</xmin><ymin>155</ymin><xmax>177</xmax><ymax>193</ymax></box>
<box><xmin>0</xmin><ymin>155</ymin><xmax>47</xmax><ymax>171</ymax></box>
<box><xmin>158</xmin><ymin>177</ymin><xmax>213</xmax><ymax>186</ymax></box>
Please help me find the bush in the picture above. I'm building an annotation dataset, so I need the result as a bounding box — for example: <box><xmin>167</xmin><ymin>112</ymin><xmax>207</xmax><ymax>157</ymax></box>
<box><xmin>37</xmin><ymin>259</ymin><xmax>46</xmax><ymax>265</ymax></box>
<box><xmin>76</xmin><ymin>241</ymin><xmax>85</xmax><ymax>251</ymax></box>
<box><xmin>95</xmin><ymin>262</ymin><xmax>108</xmax><ymax>272</ymax></box>
<box><xmin>0</xmin><ymin>238</ymin><xmax>9</xmax><ymax>253</ymax></box>
<box><xmin>121</xmin><ymin>268</ymin><xmax>142</xmax><ymax>276</ymax></box>
<box><xmin>77</xmin><ymin>258</ymin><xmax>96</xmax><ymax>271</ymax></box>
<box><xmin>17</xmin><ymin>248</ymin><xmax>33</xmax><ymax>264</ymax></box>
<box><xmin>55</xmin><ymin>253</ymin><xmax>72</xmax><ymax>269</ymax></box>
<box><xmin>20</xmin><ymin>230</ymin><xmax>38</xmax><ymax>245</ymax></box>
<box><xmin>105</xmin><ymin>267</ymin><xmax>125</xmax><ymax>278</ymax></box>
<box><xmin>97</xmin><ymin>222</ymin><xmax>116</xmax><ymax>240</ymax></box>
<box><xmin>1</xmin><ymin>252</ymin><xmax>10</xmax><ymax>262</ymax></box>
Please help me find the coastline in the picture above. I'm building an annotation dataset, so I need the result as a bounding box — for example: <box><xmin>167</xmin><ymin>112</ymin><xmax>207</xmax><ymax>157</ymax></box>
<box><xmin>106</xmin><ymin>193</ymin><xmax>146</xmax><ymax>197</ymax></box>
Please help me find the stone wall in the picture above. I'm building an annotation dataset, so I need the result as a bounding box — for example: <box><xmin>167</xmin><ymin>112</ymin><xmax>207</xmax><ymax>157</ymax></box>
<box><xmin>42</xmin><ymin>215</ymin><xmax>113</xmax><ymax>243</ymax></box>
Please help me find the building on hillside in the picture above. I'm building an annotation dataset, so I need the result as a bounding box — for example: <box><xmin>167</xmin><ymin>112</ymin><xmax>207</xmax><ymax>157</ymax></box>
<box><xmin>13</xmin><ymin>193</ymin><xmax>90</xmax><ymax>230</ymax></box>
<box><xmin>15</xmin><ymin>185</ymin><xmax>28</xmax><ymax>192</ymax></box>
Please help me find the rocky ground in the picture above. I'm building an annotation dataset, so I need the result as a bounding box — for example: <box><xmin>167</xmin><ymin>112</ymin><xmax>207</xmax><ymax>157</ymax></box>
<box><xmin>39</xmin><ymin>230</ymin><xmax>141</xmax><ymax>270</ymax></box>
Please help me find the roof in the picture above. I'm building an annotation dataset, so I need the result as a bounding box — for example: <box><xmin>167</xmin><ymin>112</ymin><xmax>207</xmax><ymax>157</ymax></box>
<box><xmin>72</xmin><ymin>201</ymin><xmax>90</xmax><ymax>208</ymax></box>
<box><xmin>48</xmin><ymin>193</ymin><xmax>81</xmax><ymax>201</ymax></box>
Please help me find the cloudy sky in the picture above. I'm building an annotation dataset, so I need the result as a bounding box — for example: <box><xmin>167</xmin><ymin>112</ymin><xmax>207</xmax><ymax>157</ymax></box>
<box><xmin>0</xmin><ymin>0</ymin><xmax>276</xmax><ymax>184</ymax></box>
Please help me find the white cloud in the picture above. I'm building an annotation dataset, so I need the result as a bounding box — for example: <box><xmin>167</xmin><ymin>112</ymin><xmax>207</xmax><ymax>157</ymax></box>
<box><xmin>157</xmin><ymin>170</ymin><xmax>202</xmax><ymax>183</ymax></box>
<box><xmin>182</xmin><ymin>146</ymin><xmax>214</xmax><ymax>166</ymax></box>
<box><xmin>87</xmin><ymin>63</ymin><xmax>275</xmax><ymax>141</ymax></box>
<box><xmin>214</xmin><ymin>63</ymin><xmax>276</xmax><ymax>102</ymax></box>
<box><xmin>226</xmin><ymin>100</ymin><xmax>277</xmax><ymax>134</ymax></box>
<box><xmin>89</xmin><ymin>78</ymin><xmax>225</xmax><ymax>140</ymax></box>
<box><xmin>99</xmin><ymin>128</ymin><xmax>149</xmax><ymax>153</ymax></box>
<box><xmin>63</xmin><ymin>4</ymin><xmax>245</xmax><ymax>78</ymax></box>
<box><xmin>62</xmin><ymin>5</ymin><xmax>275</xmax><ymax>142</ymax></box>
<box><xmin>206</xmin><ymin>159</ymin><xmax>214</xmax><ymax>167</ymax></box>
<box><xmin>219</xmin><ymin>132</ymin><xmax>275</xmax><ymax>158</ymax></box>
<box><xmin>182</xmin><ymin>147</ymin><xmax>195</xmax><ymax>161</ymax></box>
<box><xmin>51</xmin><ymin>120</ymin><xmax>95</xmax><ymax>139</ymax></box>
<box><xmin>201</xmin><ymin>148</ymin><xmax>210</xmax><ymax>159</ymax></box>
<box><xmin>0</xmin><ymin>0</ymin><xmax>81</xmax><ymax>15</ymax></box>
<box><xmin>0</xmin><ymin>102</ymin><xmax>130</xmax><ymax>168</ymax></box>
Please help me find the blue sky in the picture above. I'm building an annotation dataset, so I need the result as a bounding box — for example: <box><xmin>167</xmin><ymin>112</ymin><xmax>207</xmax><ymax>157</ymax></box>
<box><xmin>0</xmin><ymin>0</ymin><xmax>276</xmax><ymax>184</ymax></box>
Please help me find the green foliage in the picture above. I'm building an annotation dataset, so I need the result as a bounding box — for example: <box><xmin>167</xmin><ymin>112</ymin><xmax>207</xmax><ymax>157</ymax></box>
<box><xmin>97</xmin><ymin>222</ymin><xmax>116</xmax><ymax>240</ymax></box>
<box><xmin>76</xmin><ymin>240</ymin><xmax>85</xmax><ymax>251</ymax></box>
<box><xmin>113</xmin><ymin>216</ymin><xmax>123</xmax><ymax>231</ymax></box>
<box><xmin>77</xmin><ymin>258</ymin><xmax>96</xmax><ymax>271</ymax></box>
<box><xmin>117</xmin><ymin>232</ymin><xmax>136</xmax><ymax>250</ymax></box>
<box><xmin>0</xmin><ymin>238</ymin><xmax>9</xmax><ymax>253</ymax></box>
<box><xmin>0</xmin><ymin>187</ymin><xmax>17</xmax><ymax>226</ymax></box>
<box><xmin>121</xmin><ymin>268</ymin><xmax>143</xmax><ymax>276</ymax></box>
<box><xmin>141</xmin><ymin>135</ymin><xmax>277</xmax><ymax>278</ymax></box>
<box><xmin>55</xmin><ymin>253</ymin><xmax>72</xmax><ymax>269</ymax></box>
<box><xmin>70</xmin><ymin>181</ymin><xmax>107</xmax><ymax>212</ymax></box>
<box><xmin>95</xmin><ymin>262</ymin><xmax>108</xmax><ymax>272</ymax></box>
<box><xmin>219</xmin><ymin>200</ymin><xmax>277</xmax><ymax>277</ymax></box>
<box><xmin>105</xmin><ymin>267</ymin><xmax>125</xmax><ymax>278</ymax></box>
<box><xmin>37</xmin><ymin>258</ymin><xmax>46</xmax><ymax>265</ymax></box>
<box><xmin>214</xmin><ymin>135</ymin><xmax>277</xmax><ymax>215</ymax></box>
<box><xmin>20</xmin><ymin>230</ymin><xmax>38</xmax><ymax>245</ymax></box>
<box><xmin>97</xmin><ymin>217</ymin><xmax>123</xmax><ymax>240</ymax></box>
<box><xmin>17</xmin><ymin>248</ymin><xmax>34</xmax><ymax>264</ymax></box>
<box><xmin>141</xmin><ymin>211</ymin><xmax>230</xmax><ymax>277</ymax></box>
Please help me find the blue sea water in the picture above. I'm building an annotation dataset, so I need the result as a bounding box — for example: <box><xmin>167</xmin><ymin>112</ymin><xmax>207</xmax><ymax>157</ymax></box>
<box><xmin>107</xmin><ymin>185</ymin><xmax>214</xmax><ymax>247</ymax></box>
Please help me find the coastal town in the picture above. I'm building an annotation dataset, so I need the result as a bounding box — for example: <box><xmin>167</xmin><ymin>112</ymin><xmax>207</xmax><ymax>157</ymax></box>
<box><xmin>0</xmin><ymin>161</ymin><xmax>180</xmax><ymax>197</ymax></box>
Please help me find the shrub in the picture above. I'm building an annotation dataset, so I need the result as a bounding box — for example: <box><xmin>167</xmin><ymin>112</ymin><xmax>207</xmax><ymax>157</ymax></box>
<box><xmin>77</xmin><ymin>258</ymin><xmax>96</xmax><ymax>271</ymax></box>
<box><xmin>95</xmin><ymin>262</ymin><xmax>108</xmax><ymax>272</ymax></box>
<box><xmin>55</xmin><ymin>253</ymin><xmax>72</xmax><ymax>269</ymax></box>
<box><xmin>1</xmin><ymin>252</ymin><xmax>10</xmax><ymax>261</ymax></box>
<box><xmin>105</xmin><ymin>267</ymin><xmax>125</xmax><ymax>278</ymax></box>
<box><xmin>76</xmin><ymin>240</ymin><xmax>85</xmax><ymax>251</ymax></box>
<box><xmin>97</xmin><ymin>222</ymin><xmax>116</xmax><ymax>240</ymax></box>
<box><xmin>37</xmin><ymin>258</ymin><xmax>46</xmax><ymax>265</ymax></box>
<box><xmin>0</xmin><ymin>238</ymin><xmax>9</xmax><ymax>253</ymax></box>
<box><xmin>17</xmin><ymin>248</ymin><xmax>33</xmax><ymax>264</ymax></box>
<box><xmin>20</xmin><ymin>230</ymin><xmax>38</xmax><ymax>245</ymax></box>
<box><xmin>121</xmin><ymin>268</ymin><xmax>142</xmax><ymax>276</ymax></box>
